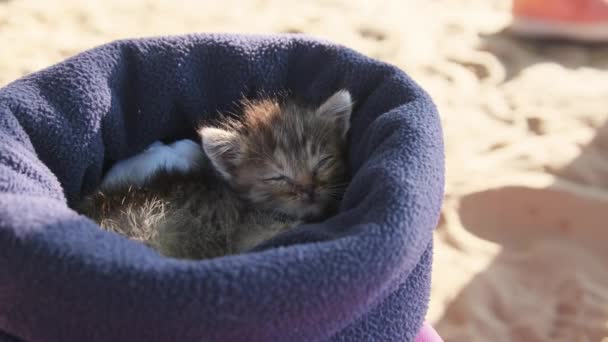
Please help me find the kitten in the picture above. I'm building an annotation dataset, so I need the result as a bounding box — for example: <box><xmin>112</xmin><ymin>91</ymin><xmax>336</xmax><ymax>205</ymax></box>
<box><xmin>79</xmin><ymin>90</ymin><xmax>353</xmax><ymax>260</ymax></box>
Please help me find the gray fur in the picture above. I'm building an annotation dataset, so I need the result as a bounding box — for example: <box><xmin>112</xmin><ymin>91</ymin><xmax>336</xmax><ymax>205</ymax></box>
<box><xmin>79</xmin><ymin>90</ymin><xmax>353</xmax><ymax>259</ymax></box>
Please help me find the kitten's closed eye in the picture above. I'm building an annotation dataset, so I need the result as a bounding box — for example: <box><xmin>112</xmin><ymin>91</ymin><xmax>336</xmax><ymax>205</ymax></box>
<box><xmin>262</xmin><ymin>175</ymin><xmax>289</xmax><ymax>183</ymax></box>
<box><xmin>314</xmin><ymin>156</ymin><xmax>334</xmax><ymax>171</ymax></box>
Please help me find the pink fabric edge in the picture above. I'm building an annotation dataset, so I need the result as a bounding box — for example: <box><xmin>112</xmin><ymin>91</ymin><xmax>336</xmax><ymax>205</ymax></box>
<box><xmin>414</xmin><ymin>321</ymin><xmax>443</xmax><ymax>342</ymax></box>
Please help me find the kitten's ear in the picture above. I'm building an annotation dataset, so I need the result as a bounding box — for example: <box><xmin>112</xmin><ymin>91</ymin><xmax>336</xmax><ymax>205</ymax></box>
<box><xmin>198</xmin><ymin>127</ymin><xmax>241</xmax><ymax>180</ymax></box>
<box><xmin>316</xmin><ymin>89</ymin><xmax>353</xmax><ymax>138</ymax></box>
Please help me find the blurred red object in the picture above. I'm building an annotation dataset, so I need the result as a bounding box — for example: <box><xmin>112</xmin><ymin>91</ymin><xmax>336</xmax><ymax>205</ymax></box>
<box><xmin>511</xmin><ymin>0</ymin><xmax>608</xmax><ymax>41</ymax></box>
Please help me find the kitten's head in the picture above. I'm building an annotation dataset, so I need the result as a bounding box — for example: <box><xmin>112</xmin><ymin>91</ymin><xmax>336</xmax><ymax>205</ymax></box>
<box><xmin>198</xmin><ymin>90</ymin><xmax>353</xmax><ymax>221</ymax></box>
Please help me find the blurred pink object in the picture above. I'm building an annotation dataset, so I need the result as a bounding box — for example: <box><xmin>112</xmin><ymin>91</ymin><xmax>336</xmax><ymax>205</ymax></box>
<box><xmin>415</xmin><ymin>322</ymin><xmax>443</xmax><ymax>342</ymax></box>
<box><xmin>511</xmin><ymin>0</ymin><xmax>608</xmax><ymax>41</ymax></box>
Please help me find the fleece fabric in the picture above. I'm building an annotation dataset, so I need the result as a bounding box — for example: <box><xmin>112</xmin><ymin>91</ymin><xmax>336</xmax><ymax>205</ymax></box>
<box><xmin>0</xmin><ymin>34</ymin><xmax>444</xmax><ymax>342</ymax></box>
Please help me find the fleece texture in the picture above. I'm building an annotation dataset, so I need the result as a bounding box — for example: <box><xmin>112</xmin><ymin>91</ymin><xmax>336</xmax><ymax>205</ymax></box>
<box><xmin>0</xmin><ymin>34</ymin><xmax>444</xmax><ymax>342</ymax></box>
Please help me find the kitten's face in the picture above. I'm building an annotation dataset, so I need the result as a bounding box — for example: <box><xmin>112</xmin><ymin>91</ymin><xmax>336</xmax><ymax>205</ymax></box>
<box><xmin>200</xmin><ymin>90</ymin><xmax>353</xmax><ymax>221</ymax></box>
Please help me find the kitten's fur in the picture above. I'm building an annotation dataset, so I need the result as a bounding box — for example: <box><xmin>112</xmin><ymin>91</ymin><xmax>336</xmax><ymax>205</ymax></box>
<box><xmin>80</xmin><ymin>90</ymin><xmax>353</xmax><ymax>260</ymax></box>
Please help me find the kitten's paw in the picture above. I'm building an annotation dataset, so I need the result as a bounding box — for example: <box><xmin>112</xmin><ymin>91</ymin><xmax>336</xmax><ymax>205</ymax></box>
<box><xmin>169</xmin><ymin>140</ymin><xmax>205</xmax><ymax>167</ymax></box>
<box><xmin>167</xmin><ymin>139</ymin><xmax>205</xmax><ymax>171</ymax></box>
<box><xmin>147</xmin><ymin>141</ymin><xmax>165</xmax><ymax>148</ymax></box>
<box><xmin>101</xmin><ymin>140</ymin><xmax>204</xmax><ymax>189</ymax></box>
<box><xmin>102</xmin><ymin>143</ymin><xmax>171</xmax><ymax>188</ymax></box>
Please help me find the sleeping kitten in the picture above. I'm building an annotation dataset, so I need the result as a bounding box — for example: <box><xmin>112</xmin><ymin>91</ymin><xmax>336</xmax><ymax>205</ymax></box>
<box><xmin>80</xmin><ymin>90</ymin><xmax>353</xmax><ymax>260</ymax></box>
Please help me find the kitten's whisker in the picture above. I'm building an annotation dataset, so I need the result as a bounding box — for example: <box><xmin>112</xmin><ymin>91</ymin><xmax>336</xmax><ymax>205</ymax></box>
<box><xmin>322</xmin><ymin>185</ymin><xmax>348</xmax><ymax>192</ymax></box>
<box><xmin>327</xmin><ymin>181</ymin><xmax>350</xmax><ymax>186</ymax></box>
<box><xmin>246</xmin><ymin>157</ymin><xmax>272</xmax><ymax>164</ymax></box>
<box><xmin>324</xmin><ymin>184</ymin><xmax>348</xmax><ymax>190</ymax></box>
<box><xmin>249</xmin><ymin>148</ymin><xmax>276</xmax><ymax>163</ymax></box>
<box><xmin>324</xmin><ymin>180</ymin><xmax>349</xmax><ymax>186</ymax></box>
<box><xmin>323</xmin><ymin>185</ymin><xmax>347</xmax><ymax>191</ymax></box>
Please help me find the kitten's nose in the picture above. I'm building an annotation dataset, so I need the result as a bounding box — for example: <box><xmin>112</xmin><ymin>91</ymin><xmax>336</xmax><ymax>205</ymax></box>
<box><xmin>304</xmin><ymin>185</ymin><xmax>316</xmax><ymax>202</ymax></box>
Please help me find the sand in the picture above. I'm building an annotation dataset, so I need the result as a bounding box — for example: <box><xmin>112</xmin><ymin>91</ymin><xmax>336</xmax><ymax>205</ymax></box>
<box><xmin>1</xmin><ymin>0</ymin><xmax>607</xmax><ymax>340</ymax></box>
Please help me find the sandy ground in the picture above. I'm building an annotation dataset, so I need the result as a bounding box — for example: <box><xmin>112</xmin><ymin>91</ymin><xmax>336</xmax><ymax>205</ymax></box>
<box><xmin>2</xmin><ymin>0</ymin><xmax>608</xmax><ymax>340</ymax></box>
